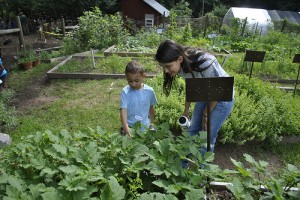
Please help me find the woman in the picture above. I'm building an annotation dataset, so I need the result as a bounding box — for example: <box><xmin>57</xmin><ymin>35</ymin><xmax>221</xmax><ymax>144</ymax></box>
<box><xmin>155</xmin><ymin>39</ymin><xmax>234</xmax><ymax>152</ymax></box>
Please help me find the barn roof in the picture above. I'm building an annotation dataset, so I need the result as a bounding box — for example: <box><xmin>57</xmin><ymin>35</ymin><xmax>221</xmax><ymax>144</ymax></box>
<box><xmin>143</xmin><ymin>0</ymin><xmax>170</xmax><ymax>17</ymax></box>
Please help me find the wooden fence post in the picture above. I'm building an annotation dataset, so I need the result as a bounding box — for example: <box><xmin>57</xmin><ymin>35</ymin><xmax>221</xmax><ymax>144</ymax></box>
<box><xmin>61</xmin><ymin>17</ymin><xmax>66</xmax><ymax>36</ymax></box>
<box><xmin>16</xmin><ymin>16</ymin><xmax>25</xmax><ymax>49</ymax></box>
<box><xmin>241</xmin><ymin>17</ymin><xmax>247</xmax><ymax>36</ymax></box>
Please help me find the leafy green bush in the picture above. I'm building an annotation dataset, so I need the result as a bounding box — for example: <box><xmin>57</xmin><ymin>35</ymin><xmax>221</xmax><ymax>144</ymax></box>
<box><xmin>112</xmin><ymin>38</ymin><xmax>157</xmax><ymax>53</ymax></box>
<box><xmin>226</xmin><ymin>154</ymin><xmax>300</xmax><ymax>199</ymax></box>
<box><xmin>129</xmin><ymin>28</ymin><xmax>166</xmax><ymax>49</ymax></box>
<box><xmin>1</xmin><ymin>126</ymin><xmax>299</xmax><ymax>199</ymax></box>
<box><xmin>0</xmin><ymin>125</ymin><xmax>218</xmax><ymax>199</ymax></box>
<box><xmin>40</xmin><ymin>50</ymin><xmax>64</xmax><ymax>60</ymax></box>
<box><xmin>61</xmin><ymin>7</ymin><xmax>128</xmax><ymax>55</ymax></box>
<box><xmin>17</xmin><ymin>49</ymin><xmax>37</xmax><ymax>64</ymax></box>
<box><xmin>221</xmin><ymin>74</ymin><xmax>300</xmax><ymax>144</ymax></box>
<box><xmin>152</xmin><ymin>73</ymin><xmax>300</xmax><ymax>144</ymax></box>
<box><xmin>151</xmin><ymin>75</ymin><xmax>186</xmax><ymax>132</ymax></box>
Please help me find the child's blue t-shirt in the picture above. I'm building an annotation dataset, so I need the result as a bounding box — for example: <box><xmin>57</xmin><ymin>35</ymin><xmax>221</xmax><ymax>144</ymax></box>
<box><xmin>0</xmin><ymin>69</ymin><xmax>7</xmax><ymax>78</ymax></box>
<box><xmin>0</xmin><ymin>58</ymin><xmax>7</xmax><ymax>78</ymax></box>
<box><xmin>120</xmin><ymin>83</ymin><xmax>158</xmax><ymax>128</ymax></box>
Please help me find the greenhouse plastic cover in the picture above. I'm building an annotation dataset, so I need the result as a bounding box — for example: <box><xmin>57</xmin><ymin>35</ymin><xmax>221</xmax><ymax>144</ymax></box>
<box><xmin>223</xmin><ymin>7</ymin><xmax>300</xmax><ymax>34</ymax></box>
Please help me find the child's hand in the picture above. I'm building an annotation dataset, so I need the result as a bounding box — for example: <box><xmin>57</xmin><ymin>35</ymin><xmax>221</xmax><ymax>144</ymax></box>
<box><xmin>127</xmin><ymin>132</ymin><xmax>132</xmax><ymax>138</ymax></box>
<box><xmin>149</xmin><ymin>124</ymin><xmax>156</xmax><ymax>132</ymax></box>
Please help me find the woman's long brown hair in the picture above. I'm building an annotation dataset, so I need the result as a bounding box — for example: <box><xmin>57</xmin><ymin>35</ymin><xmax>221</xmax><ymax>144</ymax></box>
<box><xmin>155</xmin><ymin>40</ymin><xmax>209</xmax><ymax>96</ymax></box>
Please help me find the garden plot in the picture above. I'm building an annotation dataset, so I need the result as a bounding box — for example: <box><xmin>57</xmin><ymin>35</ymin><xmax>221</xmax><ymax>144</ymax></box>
<box><xmin>47</xmin><ymin>53</ymin><xmax>160</xmax><ymax>79</ymax></box>
<box><xmin>35</xmin><ymin>46</ymin><xmax>67</xmax><ymax>63</ymax></box>
<box><xmin>104</xmin><ymin>45</ymin><xmax>156</xmax><ymax>57</ymax></box>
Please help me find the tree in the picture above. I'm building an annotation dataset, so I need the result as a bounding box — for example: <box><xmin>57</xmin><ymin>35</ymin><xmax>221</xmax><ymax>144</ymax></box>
<box><xmin>209</xmin><ymin>3</ymin><xmax>229</xmax><ymax>18</ymax></box>
<box><xmin>1</xmin><ymin>0</ymin><xmax>120</xmax><ymax>21</ymax></box>
<box><xmin>199</xmin><ymin>0</ymin><xmax>220</xmax><ymax>17</ymax></box>
<box><xmin>172</xmin><ymin>0</ymin><xmax>193</xmax><ymax>19</ymax></box>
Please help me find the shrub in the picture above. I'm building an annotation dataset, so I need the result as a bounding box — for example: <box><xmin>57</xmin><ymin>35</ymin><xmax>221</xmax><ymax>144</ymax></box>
<box><xmin>0</xmin><ymin>127</ymin><xmax>299</xmax><ymax>199</ymax></box>
<box><xmin>0</xmin><ymin>126</ymin><xmax>216</xmax><ymax>199</ymax></box>
<box><xmin>61</xmin><ymin>7</ymin><xmax>129</xmax><ymax>54</ymax></box>
<box><xmin>220</xmin><ymin>74</ymin><xmax>300</xmax><ymax>144</ymax></box>
<box><xmin>152</xmin><ymin>73</ymin><xmax>300</xmax><ymax>144</ymax></box>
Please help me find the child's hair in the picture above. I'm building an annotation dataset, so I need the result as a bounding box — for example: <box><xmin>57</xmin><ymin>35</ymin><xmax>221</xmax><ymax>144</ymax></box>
<box><xmin>125</xmin><ymin>60</ymin><xmax>144</xmax><ymax>75</ymax></box>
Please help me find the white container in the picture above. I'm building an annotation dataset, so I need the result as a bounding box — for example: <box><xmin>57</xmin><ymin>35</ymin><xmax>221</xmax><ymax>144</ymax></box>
<box><xmin>178</xmin><ymin>116</ymin><xmax>190</xmax><ymax>129</ymax></box>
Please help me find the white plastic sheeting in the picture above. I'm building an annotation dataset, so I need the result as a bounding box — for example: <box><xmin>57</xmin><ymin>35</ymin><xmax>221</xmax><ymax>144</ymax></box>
<box><xmin>223</xmin><ymin>7</ymin><xmax>300</xmax><ymax>35</ymax></box>
<box><xmin>223</xmin><ymin>7</ymin><xmax>273</xmax><ymax>35</ymax></box>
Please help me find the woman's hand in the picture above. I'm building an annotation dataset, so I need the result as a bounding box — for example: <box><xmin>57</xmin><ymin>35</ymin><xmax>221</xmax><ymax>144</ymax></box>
<box><xmin>183</xmin><ymin>101</ymin><xmax>191</xmax><ymax>117</ymax></box>
<box><xmin>182</xmin><ymin>110</ymin><xmax>189</xmax><ymax>118</ymax></box>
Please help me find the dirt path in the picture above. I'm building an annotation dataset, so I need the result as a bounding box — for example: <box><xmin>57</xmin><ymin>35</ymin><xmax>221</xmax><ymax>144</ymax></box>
<box><xmin>1</xmin><ymin>33</ymin><xmax>62</xmax><ymax>111</ymax></box>
<box><xmin>1</xmin><ymin>33</ymin><xmax>62</xmax><ymax>68</ymax></box>
<box><xmin>213</xmin><ymin>141</ymin><xmax>283</xmax><ymax>170</ymax></box>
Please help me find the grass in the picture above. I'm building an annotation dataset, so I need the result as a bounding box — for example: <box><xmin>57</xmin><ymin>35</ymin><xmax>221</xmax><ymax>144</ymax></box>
<box><xmin>2</xmin><ymin>60</ymin><xmax>300</xmax><ymax>168</ymax></box>
<box><xmin>8</xmin><ymin>79</ymin><xmax>126</xmax><ymax>143</ymax></box>
<box><xmin>5</xmin><ymin>61</ymin><xmax>157</xmax><ymax>143</ymax></box>
<box><xmin>271</xmin><ymin>143</ymin><xmax>300</xmax><ymax>166</ymax></box>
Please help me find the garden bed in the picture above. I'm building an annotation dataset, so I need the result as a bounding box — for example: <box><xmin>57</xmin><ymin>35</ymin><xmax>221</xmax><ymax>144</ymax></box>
<box><xmin>47</xmin><ymin>51</ymin><xmax>160</xmax><ymax>80</ymax></box>
<box><xmin>32</xmin><ymin>46</ymin><xmax>67</xmax><ymax>63</ymax></box>
<box><xmin>104</xmin><ymin>45</ymin><xmax>156</xmax><ymax>57</ymax></box>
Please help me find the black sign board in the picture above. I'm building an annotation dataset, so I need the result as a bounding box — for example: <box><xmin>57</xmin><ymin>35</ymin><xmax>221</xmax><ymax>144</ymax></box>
<box><xmin>186</xmin><ymin>77</ymin><xmax>234</xmax><ymax>102</ymax></box>
<box><xmin>244</xmin><ymin>50</ymin><xmax>266</xmax><ymax>62</ymax></box>
<box><xmin>293</xmin><ymin>54</ymin><xmax>300</xmax><ymax>63</ymax></box>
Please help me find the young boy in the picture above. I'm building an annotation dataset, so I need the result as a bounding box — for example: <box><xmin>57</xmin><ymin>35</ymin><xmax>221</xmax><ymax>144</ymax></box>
<box><xmin>119</xmin><ymin>60</ymin><xmax>158</xmax><ymax>137</ymax></box>
<box><xmin>0</xmin><ymin>58</ymin><xmax>8</xmax><ymax>89</ymax></box>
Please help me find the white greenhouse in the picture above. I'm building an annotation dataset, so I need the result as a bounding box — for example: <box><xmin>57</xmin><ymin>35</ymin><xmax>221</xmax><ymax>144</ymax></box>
<box><xmin>223</xmin><ymin>7</ymin><xmax>300</xmax><ymax>35</ymax></box>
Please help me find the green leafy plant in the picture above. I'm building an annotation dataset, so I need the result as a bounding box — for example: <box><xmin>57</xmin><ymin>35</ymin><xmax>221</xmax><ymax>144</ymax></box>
<box><xmin>0</xmin><ymin>124</ymin><xmax>221</xmax><ymax>199</ymax></box>
<box><xmin>40</xmin><ymin>50</ymin><xmax>63</xmax><ymax>60</ymax></box>
<box><xmin>221</xmin><ymin>73</ymin><xmax>300</xmax><ymax>144</ymax></box>
<box><xmin>226</xmin><ymin>154</ymin><xmax>300</xmax><ymax>199</ymax></box>
<box><xmin>17</xmin><ymin>49</ymin><xmax>36</xmax><ymax>64</ymax></box>
<box><xmin>1</xmin><ymin>125</ymin><xmax>299</xmax><ymax>199</ymax></box>
<box><xmin>67</xmin><ymin>7</ymin><xmax>128</xmax><ymax>53</ymax></box>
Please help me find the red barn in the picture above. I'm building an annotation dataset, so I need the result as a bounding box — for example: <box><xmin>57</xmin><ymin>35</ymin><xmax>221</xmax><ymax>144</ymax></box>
<box><xmin>120</xmin><ymin>0</ymin><xmax>169</xmax><ymax>28</ymax></box>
